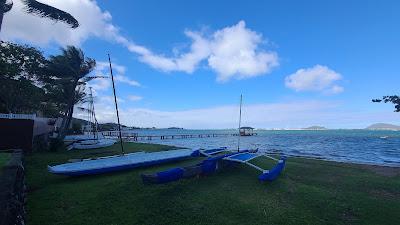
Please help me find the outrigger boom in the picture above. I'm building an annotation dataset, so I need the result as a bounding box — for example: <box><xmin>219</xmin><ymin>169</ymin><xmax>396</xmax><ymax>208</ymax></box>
<box><xmin>223</xmin><ymin>152</ymin><xmax>286</xmax><ymax>181</ymax></box>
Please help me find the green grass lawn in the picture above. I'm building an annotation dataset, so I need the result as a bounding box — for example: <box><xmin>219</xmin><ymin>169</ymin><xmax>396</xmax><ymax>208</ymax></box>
<box><xmin>26</xmin><ymin>143</ymin><xmax>400</xmax><ymax>225</ymax></box>
<box><xmin>0</xmin><ymin>153</ymin><xmax>11</xmax><ymax>169</ymax></box>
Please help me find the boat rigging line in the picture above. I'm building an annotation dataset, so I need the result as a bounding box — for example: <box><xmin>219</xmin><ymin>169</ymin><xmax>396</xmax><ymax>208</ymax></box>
<box><xmin>108</xmin><ymin>53</ymin><xmax>125</xmax><ymax>155</ymax></box>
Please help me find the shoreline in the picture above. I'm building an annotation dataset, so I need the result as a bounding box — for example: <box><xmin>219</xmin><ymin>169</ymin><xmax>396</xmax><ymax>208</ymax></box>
<box><xmin>288</xmin><ymin>155</ymin><xmax>400</xmax><ymax>169</ymax></box>
<box><xmin>137</xmin><ymin>140</ymin><xmax>400</xmax><ymax>168</ymax></box>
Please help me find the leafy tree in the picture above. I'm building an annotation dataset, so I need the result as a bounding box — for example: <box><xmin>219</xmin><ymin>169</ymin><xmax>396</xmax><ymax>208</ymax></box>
<box><xmin>47</xmin><ymin>46</ymin><xmax>96</xmax><ymax>139</ymax></box>
<box><xmin>71</xmin><ymin>121</ymin><xmax>82</xmax><ymax>134</ymax></box>
<box><xmin>0</xmin><ymin>0</ymin><xmax>79</xmax><ymax>32</ymax></box>
<box><xmin>0</xmin><ymin>41</ymin><xmax>50</xmax><ymax>113</ymax></box>
<box><xmin>372</xmin><ymin>96</ymin><xmax>400</xmax><ymax>112</ymax></box>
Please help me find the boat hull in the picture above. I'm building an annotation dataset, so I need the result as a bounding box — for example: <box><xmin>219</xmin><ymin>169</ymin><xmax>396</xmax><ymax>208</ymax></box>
<box><xmin>48</xmin><ymin>149</ymin><xmax>199</xmax><ymax>176</ymax></box>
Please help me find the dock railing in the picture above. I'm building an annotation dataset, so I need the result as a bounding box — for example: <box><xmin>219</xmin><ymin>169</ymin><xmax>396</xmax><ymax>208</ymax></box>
<box><xmin>100</xmin><ymin>131</ymin><xmax>255</xmax><ymax>142</ymax></box>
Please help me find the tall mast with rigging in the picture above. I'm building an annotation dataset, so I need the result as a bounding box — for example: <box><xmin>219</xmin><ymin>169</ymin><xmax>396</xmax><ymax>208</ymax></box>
<box><xmin>89</xmin><ymin>87</ymin><xmax>99</xmax><ymax>140</ymax></box>
<box><xmin>108</xmin><ymin>54</ymin><xmax>125</xmax><ymax>155</ymax></box>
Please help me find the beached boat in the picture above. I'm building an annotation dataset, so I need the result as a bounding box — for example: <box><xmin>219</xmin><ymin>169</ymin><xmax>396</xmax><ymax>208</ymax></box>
<box><xmin>65</xmin><ymin>88</ymin><xmax>117</xmax><ymax>150</ymax></box>
<box><xmin>72</xmin><ymin>138</ymin><xmax>117</xmax><ymax>150</ymax></box>
<box><xmin>48</xmin><ymin>148</ymin><xmax>200</xmax><ymax>176</ymax></box>
<box><xmin>141</xmin><ymin>150</ymin><xmax>286</xmax><ymax>184</ymax></box>
<box><xmin>141</xmin><ymin>96</ymin><xmax>286</xmax><ymax>185</ymax></box>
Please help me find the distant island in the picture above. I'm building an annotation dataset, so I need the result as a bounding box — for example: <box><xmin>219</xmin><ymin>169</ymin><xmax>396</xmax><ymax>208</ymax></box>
<box><xmin>167</xmin><ymin>127</ymin><xmax>184</xmax><ymax>130</ymax></box>
<box><xmin>302</xmin><ymin>126</ymin><xmax>327</xmax><ymax>130</ymax></box>
<box><xmin>365</xmin><ymin>123</ymin><xmax>400</xmax><ymax>131</ymax></box>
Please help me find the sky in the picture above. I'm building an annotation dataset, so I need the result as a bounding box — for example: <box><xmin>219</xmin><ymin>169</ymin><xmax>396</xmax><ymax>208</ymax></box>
<box><xmin>2</xmin><ymin>0</ymin><xmax>400</xmax><ymax>129</ymax></box>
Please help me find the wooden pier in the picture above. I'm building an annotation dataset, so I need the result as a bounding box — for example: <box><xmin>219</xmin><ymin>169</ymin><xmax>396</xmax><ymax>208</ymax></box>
<box><xmin>100</xmin><ymin>131</ymin><xmax>255</xmax><ymax>142</ymax></box>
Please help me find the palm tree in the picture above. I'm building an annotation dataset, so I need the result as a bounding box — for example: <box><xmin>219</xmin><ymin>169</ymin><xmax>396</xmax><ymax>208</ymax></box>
<box><xmin>0</xmin><ymin>0</ymin><xmax>79</xmax><ymax>33</ymax></box>
<box><xmin>47</xmin><ymin>46</ymin><xmax>96</xmax><ymax>139</ymax></box>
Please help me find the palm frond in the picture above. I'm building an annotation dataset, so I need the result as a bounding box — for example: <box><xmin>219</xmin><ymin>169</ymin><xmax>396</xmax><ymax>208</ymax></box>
<box><xmin>80</xmin><ymin>75</ymin><xmax>108</xmax><ymax>83</ymax></box>
<box><xmin>21</xmin><ymin>0</ymin><xmax>79</xmax><ymax>28</ymax></box>
<box><xmin>3</xmin><ymin>0</ymin><xmax>13</xmax><ymax>13</ymax></box>
<box><xmin>77</xmin><ymin>106</ymin><xmax>93</xmax><ymax>113</ymax></box>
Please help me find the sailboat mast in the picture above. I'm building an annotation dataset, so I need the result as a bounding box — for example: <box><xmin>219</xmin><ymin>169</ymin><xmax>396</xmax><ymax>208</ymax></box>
<box><xmin>108</xmin><ymin>53</ymin><xmax>125</xmax><ymax>155</ymax></box>
<box><xmin>89</xmin><ymin>87</ymin><xmax>95</xmax><ymax>139</ymax></box>
<box><xmin>237</xmin><ymin>94</ymin><xmax>243</xmax><ymax>152</ymax></box>
<box><xmin>89</xmin><ymin>87</ymin><xmax>99</xmax><ymax>140</ymax></box>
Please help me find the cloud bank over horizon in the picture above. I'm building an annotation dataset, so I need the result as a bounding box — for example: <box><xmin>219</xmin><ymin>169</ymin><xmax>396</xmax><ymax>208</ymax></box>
<box><xmin>74</xmin><ymin>99</ymin><xmax>399</xmax><ymax>129</ymax></box>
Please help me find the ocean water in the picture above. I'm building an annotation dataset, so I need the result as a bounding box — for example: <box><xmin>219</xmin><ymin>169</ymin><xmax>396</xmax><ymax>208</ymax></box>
<box><xmin>127</xmin><ymin>129</ymin><xmax>400</xmax><ymax>167</ymax></box>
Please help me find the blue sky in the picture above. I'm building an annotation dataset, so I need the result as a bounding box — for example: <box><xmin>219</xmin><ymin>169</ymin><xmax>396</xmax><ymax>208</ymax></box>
<box><xmin>2</xmin><ymin>0</ymin><xmax>400</xmax><ymax>128</ymax></box>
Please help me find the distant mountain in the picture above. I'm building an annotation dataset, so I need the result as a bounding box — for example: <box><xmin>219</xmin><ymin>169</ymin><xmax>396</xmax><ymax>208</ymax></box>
<box><xmin>98</xmin><ymin>122</ymin><xmax>128</xmax><ymax>131</ymax></box>
<box><xmin>303</xmin><ymin>126</ymin><xmax>327</xmax><ymax>130</ymax></box>
<box><xmin>365</xmin><ymin>123</ymin><xmax>400</xmax><ymax>130</ymax></box>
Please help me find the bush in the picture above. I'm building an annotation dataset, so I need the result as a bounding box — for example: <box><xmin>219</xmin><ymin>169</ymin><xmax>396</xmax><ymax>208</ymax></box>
<box><xmin>49</xmin><ymin>138</ymin><xmax>65</xmax><ymax>152</ymax></box>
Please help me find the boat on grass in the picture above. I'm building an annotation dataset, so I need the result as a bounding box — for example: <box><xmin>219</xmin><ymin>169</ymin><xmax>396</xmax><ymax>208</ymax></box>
<box><xmin>65</xmin><ymin>88</ymin><xmax>117</xmax><ymax>150</ymax></box>
<box><xmin>141</xmin><ymin>150</ymin><xmax>286</xmax><ymax>184</ymax></box>
<box><xmin>48</xmin><ymin>148</ymin><xmax>200</xmax><ymax>176</ymax></box>
<box><xmin>72</xmin><ymin>138</ymin><xmax>117</xmax><ymax>150</ymax></box>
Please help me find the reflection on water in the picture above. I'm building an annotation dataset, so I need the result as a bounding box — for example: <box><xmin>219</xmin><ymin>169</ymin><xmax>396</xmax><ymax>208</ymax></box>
<box><xmin>126</xmin><ymin>129</ymin><xmax>400</xmax><ymax>167</ymax></box>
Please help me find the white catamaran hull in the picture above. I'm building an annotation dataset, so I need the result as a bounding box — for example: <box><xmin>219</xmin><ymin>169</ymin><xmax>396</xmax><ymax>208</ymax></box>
<box><xmin>48</xmin><ymin>149</ymin><xmax>199</xmax><ymax>176</ymax></box>
<box><xmin>72</xmin><ymin>138</ymin><xmax>117</xmax><ymax>150</ymax></box>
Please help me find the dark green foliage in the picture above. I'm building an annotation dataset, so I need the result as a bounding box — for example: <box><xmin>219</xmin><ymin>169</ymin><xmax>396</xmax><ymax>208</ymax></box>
<box><xmin>0</xmin><ymin>153</ymin><xmax>10</xmax><ymax>168</ymax></box>
<box><xmin>48</xmin><ymin>138</ymin><xmax>64</xmax><ymax>152</ymax></box>
<box><xmin>372</xmin><ymin>95</ymin><xmax>400</xmax><ymax>112</ymax></box>
<box><xmin>98</xmin><ymin>122</ymin><xmax>127</xmax><ymax>131</ymax></box>
<box><xmin>70</xmin><ymin>121</ymin><xmax>82</xmax><ymax>134</ymax></box>
<box><xmin>0</xmin><ymin>41</ymin><xmax>49</xmax><ymax>114</ymax></box>
<box><xmin>0</xmin><ymin>42</ymin><xmax>98</xmax><ymax>140</ymax></box>
<box><xmin>25</xmin><ymin>143</ymin><xmax>400</xmax><ymax>225</ymax></box>
<box><xmin>2</xmin><ymin>0</ymin><xmax>12</xmax><ymax>13</ymax></box>
<box><xmin>47</xmin><ymin>46</ymin><xmax>96</xmax><ymax>139</ymax></box>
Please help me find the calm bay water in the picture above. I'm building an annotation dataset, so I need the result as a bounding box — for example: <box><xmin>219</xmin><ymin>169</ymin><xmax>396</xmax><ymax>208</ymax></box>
<box><xmin>129</xmin><ymin>129</ymin><xmax>400</xmax><ymax>167</ymax></box>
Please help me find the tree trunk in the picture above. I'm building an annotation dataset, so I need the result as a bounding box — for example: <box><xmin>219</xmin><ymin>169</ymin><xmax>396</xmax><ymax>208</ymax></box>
<box><xmin>57</xmin><ymin>78</ymin><xmax>78</xmax><ymax>140</ymax></box>
<box><xmin>64</xmin><ymin>105</ymin><xmax>74</xmax><ymax>135</ymax></box>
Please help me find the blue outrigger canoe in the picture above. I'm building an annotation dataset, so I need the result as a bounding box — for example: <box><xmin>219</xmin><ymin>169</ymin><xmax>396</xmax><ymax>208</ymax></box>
<box><xmin>141</xmin><ymin>150</ymin><xmax>286</xmax><ymax>184</ymax></box>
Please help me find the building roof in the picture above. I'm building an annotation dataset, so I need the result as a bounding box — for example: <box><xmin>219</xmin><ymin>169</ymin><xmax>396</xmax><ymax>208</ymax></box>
<box><xmin>240</xmin><ymin>126</ymin><xmax>254</xmax><ymax>130</ymax></box>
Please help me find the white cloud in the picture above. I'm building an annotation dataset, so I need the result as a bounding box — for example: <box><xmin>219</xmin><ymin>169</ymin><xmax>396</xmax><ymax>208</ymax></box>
<box><xmin>90</xmin><ymin>78</ymin><xmax>110</xmax><ymax>91</ymax></box>
<box><xmin>285</xmin><ymin>65</ymin><xmax>344</xmax><ymax>94</ymax></box>
<box><xmin>83</xmin><ymin>100</ymin><xmax>335</xmax><ymax>129</ymax></box>
<box><xmin>89</xmin><ymin>61</ymin><xmax>141</xmax><ymax>91</ymax></box>
<box><xmin>74</xmin><ymin>100</ymin><xmax>400</xmax><ymax>129</ymax></box>
<box><xmin>98</xmin><ymin>95</ymin><xmax>125</xmax><ymax>104</ymax></box>
<box><xmin>208</xmin><ymin>21</ymin><xmax>279</xmax><ymax>82</ymax></box>
<box><xmin>1</xmin><ymin>1</ymin><xmax>278</xmax><ymax>81</ymax></box>
<box><xmin>127</xmin><ymin>95</ymin><xmax>143</xmax><ymax>101</ymax></box>
<box><xmin>114</xmin><ymin>75</ymin><xmax>141</xmax><ymax>87</ymax></box>
<box><xmin>127</xmin><ymin>21</ymin><xmax>279</xmax><ymax>81</ymax></box>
